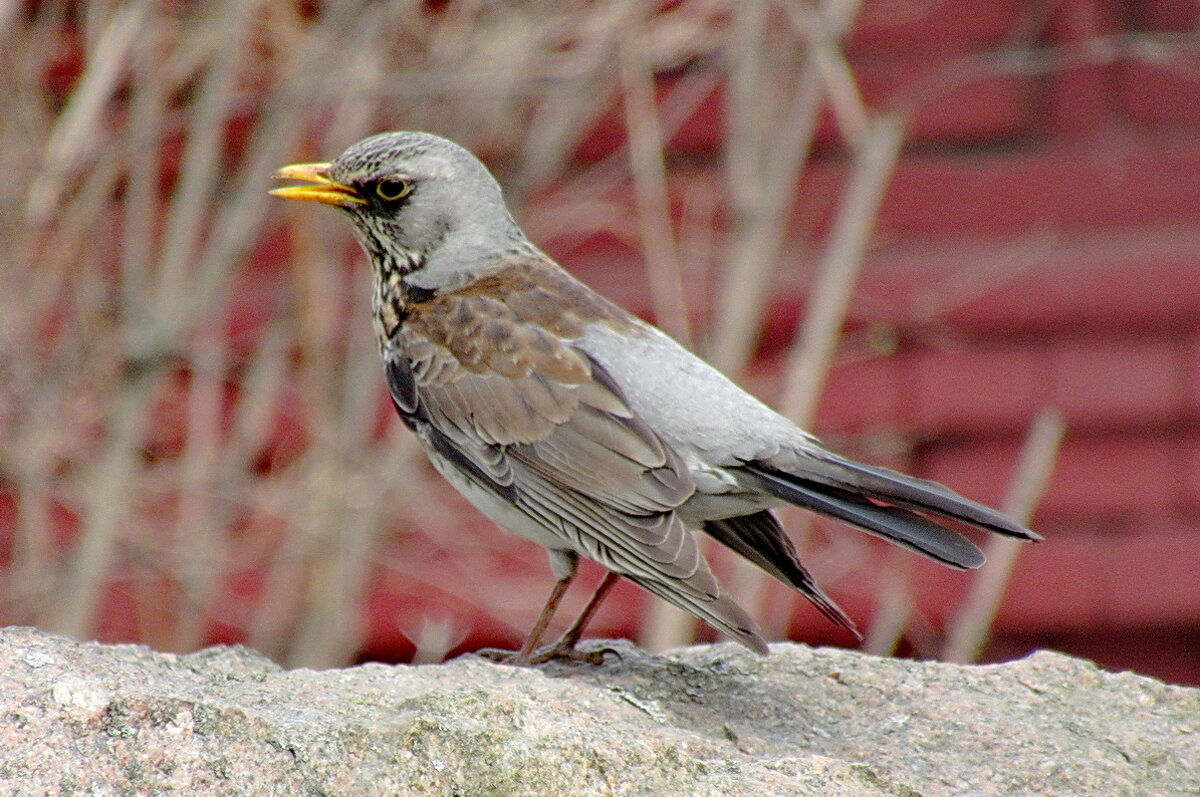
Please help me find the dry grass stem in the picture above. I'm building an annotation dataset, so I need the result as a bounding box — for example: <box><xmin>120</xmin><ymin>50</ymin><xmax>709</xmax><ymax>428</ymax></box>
<box><xmin>708</xmin><ymin>0</ymin><xmax>861</xmax><ymax>375</ymax></box>
<box><xmin>861</xmin><ymin>549</ymin><xmax>913</xmax><ymax>656</ymax></box>
<box><xmin>942</xmin><ymin>408</ymin><xmax>1066</xmax><ymax>664</ymax></box>
<box><xmin>645</xmin><ymin>0</ymin><xmax>871</xmax><ymax>651</ymax></box>
<box><xmin>732</xmin><ymin>115</ymin><xmax>905</xmax><ymax>637</ymax></box>
<box><xmin>778</xmin><ymin>115</ymin><xmax>904</xmax><ymax>423</ymax></box>
<box><xmin>619</xmin><ymin>33</ymin><xmax>692</xmax><ymax>349</ymax></box>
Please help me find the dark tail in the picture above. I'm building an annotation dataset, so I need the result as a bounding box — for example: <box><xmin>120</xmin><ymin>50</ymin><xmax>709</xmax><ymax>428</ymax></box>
<box><xmin>702</xmin><ymin>511</ymin><xmax>860</xmax><ymax>638</ymax></box>
<box><xmin>736</xmin><ymin>451</ymin><xmax>1040</xmax><ymax>571</ymax></box>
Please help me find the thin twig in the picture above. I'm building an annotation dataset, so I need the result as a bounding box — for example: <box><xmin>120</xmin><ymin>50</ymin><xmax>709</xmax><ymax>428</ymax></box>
<box><xmin>644</xmin><ymin>0</ymin><xmax>869</xmax><ymax>652</ymax></box>
<box><xmin>619</xmin><ymin>33</ymin><xmax>692</xmax><ymax>348</ymax></box>
<box><xmin>153</xmin><ymin>0</ymin><xmax>258</xmax><ymax>330</ymax></box>
<box><xmin>861</xmin><ymin>549</ymin><xmax>912</xmax><ymax>656</ymax></box>
<box><xmin>779</xmin><ymin>115</ymin><xmax>905</xmax><ymax>422</ymax></box>
<box><xmin>708</xmin><ymin>0</ymin><xmax>862</xmax><ymax>375</ymax></box>
<box><xmin>41</xmin><ymin>379</ymin><xmax>157</xmax><ymax>636</ymax></box>
<box><xmin>942</xmin><ymin>408</ymin><xmax>1065</xmax><ymax>664</ymax></box>
<box><xmin>733</xmin><ymin>114</ymin><xmax>905</xmax><ymax>634</ymax></box>
<box><xmin>24</xmin><ymin>0</ymin><xmax>147</xmax><ymax>226</ymax></box>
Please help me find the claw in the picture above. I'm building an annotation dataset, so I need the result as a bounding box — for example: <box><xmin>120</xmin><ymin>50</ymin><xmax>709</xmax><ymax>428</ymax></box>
<box><xmin>474</xmin><ymin>647</ymin><xmax>521</xmax><ymax>664</ymax></box>
<box><xmin>526</xmin><ymin>642</ymin><xmax>621</xmax><ymax>666</ymax></box>
<box><xmin>472</xmin><ymin>643</ymin><xmax>620</xmax><ymax>667</ymax></box>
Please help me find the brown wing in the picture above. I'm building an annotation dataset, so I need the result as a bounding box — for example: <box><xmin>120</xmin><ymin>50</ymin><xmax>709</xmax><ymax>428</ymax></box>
<box><xmin>386</xmin><ymin>261</ymin><xmax>765</xmax><ymax>652</ymax></box>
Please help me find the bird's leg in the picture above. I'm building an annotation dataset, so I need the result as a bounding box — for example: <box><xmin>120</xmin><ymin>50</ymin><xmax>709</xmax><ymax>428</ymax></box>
<box><xmin>526</xmin><ymin>571</ymin><xmax>622</xmax><ymax>665</ymax></box>
<box><xmin>478</xmin><ymin>552</ymin><xmax>578</xmax><ymax>665</ymax></box>
<box><xmin>511</xmin><ymin>567</ymin><xmax>577</xmax><ymax>664</ymax></box>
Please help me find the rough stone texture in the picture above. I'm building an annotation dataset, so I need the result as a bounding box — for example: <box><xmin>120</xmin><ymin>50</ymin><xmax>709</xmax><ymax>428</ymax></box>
<box><xmin>0</xmin><ymin>627</ymin><xmax>1195</xmax><ymax>796</ymax></box>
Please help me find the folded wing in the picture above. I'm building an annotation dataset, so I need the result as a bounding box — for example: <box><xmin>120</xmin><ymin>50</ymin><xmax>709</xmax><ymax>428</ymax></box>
<box><xmin>386</xmin><ymin>269</ymin><xmax>767</xmax><ymax>653</ymax></box>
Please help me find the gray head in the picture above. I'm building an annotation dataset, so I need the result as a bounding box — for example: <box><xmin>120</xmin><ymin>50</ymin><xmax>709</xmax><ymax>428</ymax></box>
<box><xmin>272</xmin><ymin>131</ymin><xmax>530</xmax><ymax>290</ymax></box>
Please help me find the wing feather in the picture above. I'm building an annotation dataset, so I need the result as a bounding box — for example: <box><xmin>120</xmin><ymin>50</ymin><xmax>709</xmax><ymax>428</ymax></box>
<box><xmin>386</xmin><ymin>278</ymin><xmax>762</xmax><ymax>634</ymax></box>
<box><xmin>378</xmin><ymin>261</ymin><xmax>773</xmax><ymax>653</ymax></box>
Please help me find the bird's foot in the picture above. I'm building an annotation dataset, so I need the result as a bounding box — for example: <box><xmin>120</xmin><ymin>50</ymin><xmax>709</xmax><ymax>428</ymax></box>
<box><xmin>473</xmin><ymin>642</ymin><xmax>621</xmax><ymax>667</ymax></box>
<box><xmin>525</xmin><ymin>640</ymin><xmax>621</xmax><ymax>666</ymax></box>
<box><xmin>474</xmin><ymin>647</ymin><xmax>522</xmax><ymax>664</ymax></box>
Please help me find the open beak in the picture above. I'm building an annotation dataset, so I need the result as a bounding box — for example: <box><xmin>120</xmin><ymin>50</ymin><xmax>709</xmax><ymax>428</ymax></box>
<box><xmin>269</xmin><ymin>163</ymin><xmax>366</xmax><ymax>208</ymax></box>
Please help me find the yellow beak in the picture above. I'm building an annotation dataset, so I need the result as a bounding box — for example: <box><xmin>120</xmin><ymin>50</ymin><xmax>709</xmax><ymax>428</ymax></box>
<box><xmin>269</xmin><ymin>162</ymin><xmax>366</xmax><ymax>208</ymax></box>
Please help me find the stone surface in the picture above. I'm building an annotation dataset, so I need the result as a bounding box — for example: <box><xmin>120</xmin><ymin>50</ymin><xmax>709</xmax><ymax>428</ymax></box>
<box><xmin>0</xmin><ymin>627</ymin><xmax>1195</xmax><ymax>796</ymax></box>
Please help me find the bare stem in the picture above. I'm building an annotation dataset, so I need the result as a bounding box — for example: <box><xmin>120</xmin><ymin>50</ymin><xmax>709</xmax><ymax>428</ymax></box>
<box><xmin>733</xmin><ymin>114</ymin><xmax>905</xmax><ymax>635</ymax></box>
<box><xmin>619</xmin><ymin>33</ymin><xmax>692</xmax><ymax>349</ymax></box>
<box><xmin>942</xmin><ymin>408</ymin><xmax>1066</xmax><ymax>664</ymax></box>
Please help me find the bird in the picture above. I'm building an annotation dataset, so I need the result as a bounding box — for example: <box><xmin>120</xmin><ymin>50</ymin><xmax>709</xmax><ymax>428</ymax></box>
<box><xmin>270</xmin><ymin>131</ymin><xmax>1040</xmax><ymax>665</ymax></box>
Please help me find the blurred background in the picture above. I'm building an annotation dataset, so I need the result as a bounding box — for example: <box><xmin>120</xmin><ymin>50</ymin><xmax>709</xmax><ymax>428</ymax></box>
<box><xmin>2</xmin><ymin>0</ymin><xmax>1198</xmax><ymax>684</ymax></box>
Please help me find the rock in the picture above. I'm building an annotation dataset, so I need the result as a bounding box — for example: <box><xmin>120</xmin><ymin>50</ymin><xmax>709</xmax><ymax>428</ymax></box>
<box><xmin>0</xmin><ymin>627</ymin><xmax>1195</xmax><ymax>796</ymax></box>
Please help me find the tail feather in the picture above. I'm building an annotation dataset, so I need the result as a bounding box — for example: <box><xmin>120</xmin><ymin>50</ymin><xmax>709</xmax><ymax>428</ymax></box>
<box><xmin>811</xmin><ymin>452</ymin><xmax>1040</xmax><ymax>541</ymax></box>
<box><xmin>692</xmin><ymin>452</ymin><xmax>1040</xmax><ymax>639</ymax></box>
<box><xmin>739</xmin><ymin>454</ymin><xmax>1038</xmax><ymax>569</ymax></box>
<box><xmin>702</xmin><ymin>512</ymin><xmax>860</xmax><ymax>637</ymax></box>
<box><xmin>624</xmin><ymin>572</ymin><xmax>769</xmax><ymax>655</ymax></box>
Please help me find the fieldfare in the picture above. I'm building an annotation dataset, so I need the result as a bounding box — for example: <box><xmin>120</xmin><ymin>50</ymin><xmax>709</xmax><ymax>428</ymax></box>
<box><xmin>271</xmin><ymin>131</ymin><xmax>1038</xmax><ymax>665</ymax></box>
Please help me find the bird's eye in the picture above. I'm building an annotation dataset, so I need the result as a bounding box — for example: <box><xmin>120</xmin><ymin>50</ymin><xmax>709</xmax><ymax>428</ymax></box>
<box><xmin>375</xmin><ymin>178</ymin><xmax>412</xmax><ymax>203</ymax></box>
